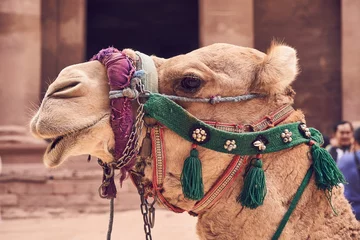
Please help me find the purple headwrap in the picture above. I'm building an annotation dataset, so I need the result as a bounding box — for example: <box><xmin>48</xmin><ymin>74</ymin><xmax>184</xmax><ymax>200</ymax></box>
<box><xmin>91</xmin><ymin>47</ymin><xmax>136</xmax><ymax>196</ymax></box>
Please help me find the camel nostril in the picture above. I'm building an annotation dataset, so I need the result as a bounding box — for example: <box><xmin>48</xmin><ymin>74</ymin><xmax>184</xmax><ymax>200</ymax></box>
<box><xmin>47</xmin><ymin>82</ymin><xmax>81</xmax><ymax>98</ymax></box>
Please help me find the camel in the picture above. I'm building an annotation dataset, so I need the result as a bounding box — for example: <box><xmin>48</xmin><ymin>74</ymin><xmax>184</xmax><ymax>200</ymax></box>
<box><xmin>30</xmin><ymin>43</ymin><xmax>360</xmax><ymax>239</ymax></box>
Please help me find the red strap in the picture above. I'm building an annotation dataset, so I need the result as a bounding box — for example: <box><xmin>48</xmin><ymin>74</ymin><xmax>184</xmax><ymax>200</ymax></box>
<box><xmin>151</xmin><ymin>126</ymin><xmax>185</xmax><ymax>213</ymax></box>
<box><xmin>190</xmin><ymin>155</ymin><xmax>249</xmax><ymax>214</ymax></box>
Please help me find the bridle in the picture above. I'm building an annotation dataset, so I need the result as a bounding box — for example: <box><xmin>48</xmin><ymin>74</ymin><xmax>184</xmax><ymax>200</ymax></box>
<box><xmin>135</xmin><ymin>104</ymin><xmax>295</xmax><ymax>216</ymax></box>
<box><xmin>91</xmin><ymin>47</ymin><xmax>345</xmax><ymax>240</ymax></box>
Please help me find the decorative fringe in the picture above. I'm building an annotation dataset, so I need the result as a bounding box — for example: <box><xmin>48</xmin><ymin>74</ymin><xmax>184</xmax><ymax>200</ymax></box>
<box><xmin>309</xmin><ymin>141</ymin><xmax>346</xmax><ymax>191</ymax></box>
<box><xmin>238</xmin><ymin>155</ymin><xmax>266</xmax><ymax>209</ymax></box>
<box><xmin>181</xmin><ymin>145</ymin><xmax>204</xmax><ymax>200</ymax></box>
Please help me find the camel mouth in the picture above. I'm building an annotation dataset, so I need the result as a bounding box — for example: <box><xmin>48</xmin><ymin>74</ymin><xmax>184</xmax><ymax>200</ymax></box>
<box><xmin>43</xmin><ymin>114</ymin><xmax>110</xmax><ymax>167</ymax></box>
<box><xmin>49</xmin><ymin>136</ymin><xmax>64</xmax><ymax>152</ymax></box>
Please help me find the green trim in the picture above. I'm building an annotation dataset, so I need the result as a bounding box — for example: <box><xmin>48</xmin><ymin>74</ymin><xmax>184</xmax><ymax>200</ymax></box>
<box><xmin>144</xmin><ymin>93</ymin><xmax>323</xmax><ymax>154</ymax></box>
<box><xmin>272</xmin><ymin>166</ymin><xmax>314</xmax><ymax>240</ymax></box>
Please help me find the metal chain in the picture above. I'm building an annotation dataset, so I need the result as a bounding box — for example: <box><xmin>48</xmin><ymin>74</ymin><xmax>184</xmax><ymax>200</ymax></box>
<box><xmin>114</xmin><ymin>80</ymin><xmax>147</xmax><ymax>169</ymax></box>
<box><xmin>106</xmin><ymin>69</ymin><xmax>156</xmax><ymax>239</ymax></box>
<box><xmin>138</xmin><ymin>183</ymin><xmax>153</xmax><ymax>240</ymax></box>
<box><xmin>145</xmin><ymin>196</ymin><xmax>156</xmax><ymax>228</ymax></box>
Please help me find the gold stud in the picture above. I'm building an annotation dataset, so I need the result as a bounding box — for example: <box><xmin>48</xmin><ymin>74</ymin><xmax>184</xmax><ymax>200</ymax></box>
<box><xmin>192</xmin><ymin>128</ymin><xmax>207</xmax><ymax>143</ymax></box>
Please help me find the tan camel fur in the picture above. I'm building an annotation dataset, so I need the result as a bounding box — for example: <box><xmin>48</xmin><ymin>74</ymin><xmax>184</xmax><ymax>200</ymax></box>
<box><xmin>30</xmin><ymin>43</ymin><xmax>360</xmax><ymax>239</ymax></box>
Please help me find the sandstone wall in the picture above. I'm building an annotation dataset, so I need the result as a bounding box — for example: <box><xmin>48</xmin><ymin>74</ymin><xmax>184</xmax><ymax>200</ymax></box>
<box><xmin>254</xmin><ymin>0</ymin><xmax>342</xmax><ymax>136</ymax></box>
<box><xmin>0</xmin><ymin>160</ymin><xmax>139</xmax><ymax>219</ymax></box>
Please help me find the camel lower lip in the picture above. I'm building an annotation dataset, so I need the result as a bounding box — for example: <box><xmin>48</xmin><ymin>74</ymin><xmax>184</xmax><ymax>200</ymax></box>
<box><xmin>49</xmin><ymin>136</ymin><xmax>64</xmax><ymax>152</ymax></box>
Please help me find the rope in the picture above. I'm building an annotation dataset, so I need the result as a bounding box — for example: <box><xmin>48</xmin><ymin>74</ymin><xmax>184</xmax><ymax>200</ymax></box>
<box><xmin>107</xmin><ymin>198</ymin><xmax>115</xmax><ymax>240</ymax></box>
<box><xmin>163</xmin><ymin>93</ymin><xmax>264</xmax><ymax>104</ymax></box>
<box><xmin>109</xmin><ymin>91</ymin><xmax>265</xmax><ymax>104</ymax></box>
<box><xmin>272</xmin><ymin>166</ymin><xmax>314</xmax><ymax>240</ymax></box>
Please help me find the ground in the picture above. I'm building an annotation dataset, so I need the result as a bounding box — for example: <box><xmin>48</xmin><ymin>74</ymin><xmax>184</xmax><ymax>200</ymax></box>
<box><xmin>0</xmin><ymin>210</ymin><xmax>198</xmax><ymax>240</ymax></box>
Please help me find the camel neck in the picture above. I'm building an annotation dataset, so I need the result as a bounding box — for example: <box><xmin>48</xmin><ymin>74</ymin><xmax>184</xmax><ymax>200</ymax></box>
<box><xmin>196</xmin><ymin>145</ymin><xmax>344</xmax><ymax>239</ymax></box>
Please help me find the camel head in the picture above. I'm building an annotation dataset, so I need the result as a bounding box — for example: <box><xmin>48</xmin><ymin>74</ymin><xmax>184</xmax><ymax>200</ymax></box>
<box><xmin>30</xmin><ymin>42</ymin><xmax>299</xmax><ymax>209</ymax></box>
<box><xmin>30</xmin><ymin>61</ymin><xmax>114</xmax><ymax>167</ymax></box>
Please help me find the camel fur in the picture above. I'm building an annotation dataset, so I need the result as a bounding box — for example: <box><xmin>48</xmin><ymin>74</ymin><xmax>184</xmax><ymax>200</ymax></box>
<box><xmin>30</xmin><ymin>42</ymin><xmax>360</xmax><ymax>239</ymax></box>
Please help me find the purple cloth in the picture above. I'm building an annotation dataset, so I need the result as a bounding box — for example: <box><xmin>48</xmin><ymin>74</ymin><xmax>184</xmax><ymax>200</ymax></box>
<box><xmin>91</xmin><ymin>47</ymin><xmax>136</xmax><ymax>185</ymax></box>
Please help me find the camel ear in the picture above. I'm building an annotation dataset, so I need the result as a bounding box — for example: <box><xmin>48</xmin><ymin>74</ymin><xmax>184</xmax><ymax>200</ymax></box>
<box><xmin>151</xmin><ymin>55</ymin><xmax>166</xmax><ymax>69</ymax></box>
<box><xmin>122</xmin><ymin>48</ymin><xmax>137</xmax><ymax>61</ymax></box>
<box><xmin>253</xmin><ymin>43</ymin><xmax>299</xmax><ymax>95</ymax></box>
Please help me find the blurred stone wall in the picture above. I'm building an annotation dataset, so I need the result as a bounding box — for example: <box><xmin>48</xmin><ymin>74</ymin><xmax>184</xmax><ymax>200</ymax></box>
<box><xmin>341</xmin><ymin>0</ymin><xmax>360</xmax><ymax>123</ymax></box>
<box><xmin>254</xmin><ymin>0</ymin><xmax>342</xmax><ymax>136</ymax></box>
<box><xmin>0</xmin><ymin>161</ymin><xmax>138</xmax><ymax>219</ymax></box>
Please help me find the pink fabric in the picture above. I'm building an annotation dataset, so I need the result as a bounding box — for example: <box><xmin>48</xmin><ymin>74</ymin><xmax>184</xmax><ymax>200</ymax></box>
<box><xmin>91</xmin><ymin>47</ymin><xmax>136</xmax><ymax>185</ymax></box>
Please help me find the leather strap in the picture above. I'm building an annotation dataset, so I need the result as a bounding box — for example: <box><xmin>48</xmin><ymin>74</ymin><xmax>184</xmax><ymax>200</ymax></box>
<box><xmin>190</xmin><ymin>155</ymin><xmax>249</xmax><ymax>214</ymax></box>
<box><xmin>203</xmin><ymin>104</ymin><xmax>294</xmax><ymax>133</ymax></box>
<box><xmin>252</xmin><ymin>105</ymin><xmax>295</xmax><ymax>131</ymax></box>
<box><xmin>152</xmin><ymin>126</ymin><xmax>184</xmax><ymax>213</ymax></box>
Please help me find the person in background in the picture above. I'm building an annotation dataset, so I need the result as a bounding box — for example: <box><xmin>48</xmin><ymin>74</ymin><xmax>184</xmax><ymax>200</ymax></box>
<box><xmin>337</xmin><ymin>127</ymin><xmax>360</xmax><ymax>220</ymax></box>
<box><xmin>327</xmin><ymin>121</ymin><xmax>354</xmax><ymax>162</ymax></box>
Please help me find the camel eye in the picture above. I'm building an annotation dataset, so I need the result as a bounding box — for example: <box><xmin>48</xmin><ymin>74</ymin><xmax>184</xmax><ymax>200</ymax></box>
<box><xmin>180</xmin><ymin>76</ymin><xmax>202</xmax><ymax>92</ymax></box>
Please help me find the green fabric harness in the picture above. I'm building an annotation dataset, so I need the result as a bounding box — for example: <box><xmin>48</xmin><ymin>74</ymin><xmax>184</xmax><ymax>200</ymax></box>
<box><xmin>144</xmin><ymin>94</ymin><xmax>323</xmax><ymax>155</ymax></box>
<box><xmin>144</xmin><ymin>93</ymin><xmax>346</xmax><ymax>239</ymax></box>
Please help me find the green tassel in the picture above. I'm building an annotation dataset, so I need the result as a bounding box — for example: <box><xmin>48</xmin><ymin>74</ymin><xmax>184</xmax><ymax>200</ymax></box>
<box><xmin>311</xmin><ymin>143</ymin><xmax>346</xmax><ymax>191</ymax></box>
<box><xmin>237</xmin><ymin>158</ymin><xmax>267</xmax><ymax>209</ymax></box>
<box><xmin>181</xmin><ymin>148</ymin><xmax>204</xmax><ymax>200</ymax></box>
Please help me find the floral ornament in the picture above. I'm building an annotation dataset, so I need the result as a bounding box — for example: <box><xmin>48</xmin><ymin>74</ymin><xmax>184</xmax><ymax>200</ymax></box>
<box><xmin>224</xmin><ymin>140</ymin><xmax>237</xmax><ymax>152</ymax></box>
<box><xmin>192</xmin><ymin>128</ymin><xmax>208</xmax><ymax>143</ymax></box>
<box><xmin>281</xmin><ymin>129</ymin><xmax>293</xmax><ymax>143</ymax></box>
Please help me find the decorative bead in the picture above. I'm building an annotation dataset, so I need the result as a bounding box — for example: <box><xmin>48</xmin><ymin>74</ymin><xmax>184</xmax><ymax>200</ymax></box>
<box><xmin>192</xmin><ymin>128</ymin><xmax>208</xmax><ymax>143</ymax></box>
<box><xmin>253</xmin><ymin>140</ymin><xmax>266</xmax><ymax>151</ymax></box>
<box><xmin>224</xmin><ymin>139</ymin><xmax>237</xmax><ymax>152</ymax></box>
<box><xmin>281</xmin><ymin>129</ymin><xmax>293</xmax><ymax>143</ymax></box>
<box><xmin>298</xmin><ymin>123</ymin><xmax>311</xmax><ymax>138</ymax></box>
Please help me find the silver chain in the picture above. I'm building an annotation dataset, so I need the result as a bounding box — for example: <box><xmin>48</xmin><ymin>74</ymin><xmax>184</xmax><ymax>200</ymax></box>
<box><xmin>138</xmin><ymin>183</ymin><xmax>153</xmax><ymax>240</ymax></box>
<box><xmin>114</xmin><ymin>80</ymin><xmax>147</xmax><ymax>169</ymax></box>
<box><xmin>115</xmin><ymin>78</ymin><xmax>154</xmax><ymax>240</ymax></box>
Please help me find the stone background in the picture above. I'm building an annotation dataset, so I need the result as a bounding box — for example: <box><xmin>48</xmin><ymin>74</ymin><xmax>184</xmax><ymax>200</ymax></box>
<box><xmin>0</xmin><ymin>159</ymin><xmax>139</xmax><ymax>220</ymax></box>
